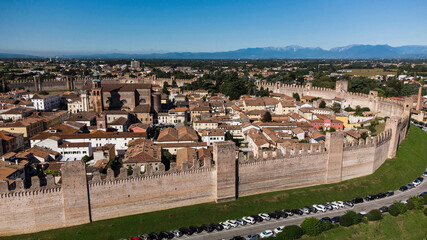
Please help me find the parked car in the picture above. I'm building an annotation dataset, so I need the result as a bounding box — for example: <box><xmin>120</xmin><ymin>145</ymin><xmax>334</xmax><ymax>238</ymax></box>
<box><xmin>364</xmin><ymin>195</ymin><xmax>376</xmax><ymax>201</ymax></box>
<box><xmin>419</xmin><ymin>192</ymin><xmax>427</xmax><ymax>197</ymax></box>
<box><xmin>179</xmin><ymin>228</ymin><xmax>193</xmax><ymax>236</ymax></box>
<box><xmin>258</xmin><ymin>213</ymin><xmax>271</xmax><ymax>221</ymax></box>
<box><xmin>376</xmin><ymin>193</ymin><xmax>386</xmax><ymax>199</ymax></box>
<box><xmin>313</xmin><ymin>204</ymin><xmax>326</xmax><ymax>212</ymax></box>
<box><xmin>230</xmin><ymin>236</ymin><xmax>244</xmax><ymax>240</ymax></box>
<box><xmin>242</xmin><ymin>216</ymin><xmax>256</xmax><ymax>225</ymax></box>
<box><xmin>407</xmin><ymin>183</ymin><xmax>415</xmax><ymax>189</ymax></box>
<box><xmin>189</xmin><ymin>226</ymin><xmax>202</xmax><ymax>233</ymax></box>
<box><xmin>331</xmin><ymin>216</ymin><xmax>340</xmax><ymax>223</ymax></box>
<box><xmin>283</xmin><ymin>209</ymin><xmax>294</xmax><ymax>216</ymax></box>
<box><xmin>235</xmin><ymin>218</ymin><xmax>247</xmax><ymax>226</ymax></box>
<box><xmin>137</xmin><ymin>234</ymin><xmax>149</xmax><ymax>240</ymax></box>
<box><xmin>159</xmin><ymin>231</ymin><xmax>174</xmax><ymax>239</ymax></box>
<box><xmin>268</xmin><ymin>212</ymin><xmax>280</xmax><ymax>219</ymax></box>
<box><xmin>245</xmin><ymin>234</ymin><xmax>260</xmax><ymax>240</ymax></box>
<box><xmin>209</xmin><ymin>223</ymin><xmax>223</xmax><ymax>231</ymax></box>
<box><xmin>220</xmin><ymin>222</ymin><xmax>232</xmax><ymax>230</ymax></box>
<box><xmin>147</xmin><ymin>232</ymin><xmax>160</xmax><ymax>240</ymax></box>
<box><xmin>201</xmin><ymin>224</ymin><xmax>214</xmax><ymax>233</ymax></box>
<box><xmin>275</xmin><ymin>210</ymin><xmax>288</xmax><ymax>218</ymax></box>
<box><xmin>226</xmin><ymin>220</ymin><xmax>238</xmax><ymax>228</ymax></box>
<box><xmin>385</xmin><ymin>191</ymin><xmax>394</xmax><ymax>197</ymax></box>
<box><xmin>322</xmin><ymin>204</ymin><xmax>333</xmax><ymax>211</ymax></box>
<box><xmin>129</xmin><ymin>237</ymin><xmax>141</xmax><ymax>240</ymax></box>
<box><xmin>260</xmin><ymin>230</ymin><xmax>274</xmax><ymax>238</ymax></box>
<box><xmin>344</xmin><ymin>201</ymin><xmax>354</xmax><ymax>207</ymax></box>
<box><xmin>352</xmin><ymin>197</ymin><xmax>364</xmax><ymax>204</ymax></box>
<box><xmin>359</xmin><ymin>211</ymin><xmax>367</xmax><ymax>216</ymax></box>
<box><xmin>301</xmin><ymin>207</ymin><xmax>310</xmax><ymax>214</ymax></box>
<box><xmin>413</xmin><ymin>180</ymin><xmax>421</xmax><ymax>187</ymax></box>
<box><xmin>329</xmin><ymin>202</ymin><xmax>339</xmax><ymax>209</ymax></box>
<box><xmin>251</xmin><ymin>215</ymin><xmax>263</xmax><ymax>222</ymax></box>
<box><xmin>291</xmin><ymin>209</ymin><xmax>303</xmax><ymax>215</ymax></box>
<box><xmin>379</xmin><ymin>206</ymin><xmax>389</xmax><ymax>213</ymax></box>
<box><xmin>417</xmin><ymin>177</ymin><xmax>424</xmax><ymax>182</ymax></box>
<box><xmin>332</xmin><ymin>201</ymin><xmax>345</xmax><ymax>208</ymax></box>
<box><xmin>171</xmin><ymin>230</ymin><xmax>182</xmax><ymax>238</ymax></box>
<box><xmin>399</xmin><ymin>185</ymin><xmax>408</xmax><ymax>191</ymax></box>
<box><xmin>307</xmin><ymin>206</ymin><xmax>318</xmax><ymax>213</ymax></box>
<box><xmin>320</xmin><ymin>217</ymin><xmax>332</xmax><ymax>222</ymax></box>
<box><xmin>273</xmin><ymin>226</ymin><xmax>285</xmax><ymax>234</ymax></box>
<box><xmin>423</xmin><ymin>171</ymin><xmax>427</xmax><ymax>177</ymax></box>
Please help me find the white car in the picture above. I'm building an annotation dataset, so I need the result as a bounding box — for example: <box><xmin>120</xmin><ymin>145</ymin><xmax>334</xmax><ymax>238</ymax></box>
<box><xmin>225</xmin><ymin>219</ymin><xmax>238</xmax><ymax>228</ymax></box>
<box><xmin>220</xmin><ymin>222</ymin><xmax>231</xmax><ymax>230</ymax></box>
<box><xmin>359</xmin><ymin>211</ymin><xmax>367</xmax><ymax>216</ymax></box>
<box><xmin>258</xmin><ymin>213</ymin><xmax>271</xmax><ymax>221</ymax></box>
<box><xmin>413</xmin><ymin>180</ymin><xmax>421</xmax><ymax>187</ymax></box>
<box><xmin>328</xmin><ymin>202</ymin><xmax>339</xmax><ymax>210</ymax></box>
<box><xmin>301</xmin><ymin>207</ymin><xmax>310</xmax><ymax>214</ymax></box>
<box><xmin>235</xmin><ymin>218</ymin><xmax>247</xmax><ymax>226</ymax></box>
<box><xmin>273</xmin><ymin>226</ymin><xmax>285</xmax><ymax>234</ymax></box>
<box><xmin>313</xmin><ymin>204</ymin><xmax>326</xmax><ymax>212</ymax></box>
<box><xmin>242</xmin><ymin>216</ymin><xmax>256</xmax><ymax>225</ymax></box>
<box><xmin>260</xmin><ymin>230</ymin><xmax>274</xmax><ymax>238</ymax></box>
<box><xmin>332</xmin><ymin>201</ymin><xmax>345</xmax><ymax>208</ymax></box>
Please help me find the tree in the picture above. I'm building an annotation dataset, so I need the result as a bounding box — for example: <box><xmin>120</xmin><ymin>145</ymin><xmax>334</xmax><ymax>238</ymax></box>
<box><xmin>328</xmin><ymin>127</ymin><xmax>336</xmax><ymax>132</ymax></box>
<box><xmin>162</xmin><ymin>81</ymin><xmax>170</xmax><ymax>95</ymax></box>
<box><xmin>185</xmin><ymin>95</ymin><xmax>189</xmax><ymax>101</ymax></box>
<box><xmin>278</xmin><ymin>225</ymin><xmax>304</xmax><ymax>239</ymax></box>
<box><xmin>388</xmin><ymin>204</ymin><xmax>400</xmax><ymax>216</ymax></box>
<box><xmin>225</xmin><ymin>131</ymin><xmax>233</xmax><ymax>141</ymax></box>
<box><xmin>293</xmin><ymin>93</ymin><xmax>301</xmax><ymax>101</ymax></box>
<box><xmin>301</xmin><ymin>217</ymin><xmax>323</xmax><ymax>236</ymax></box>
<box><xmin>321</xmin><ymin>220</ymin><xmax>333</xmax><ymax>231</ymax></box>
<box><xmin>340</xmin><ymin>211</ymin><xmax>362</xmax><ymax>227</ymax></box>
<box><xmin>331</xmin><ymin>102</ymin><xmax>341</xmax><ymax>113</ymax></box>
<box><xmin>408</xmin><ymin>196</ymin><xmax>424</xmax><ymax>210</ymax></box>
<box><xmin>366</xmin><ymin>209</ymin><xmax>382</xmax><ymax>221</ymax></box>
<box><xmin>319</xmin><ymin>100</ymin><xmax>326</xmax><ymax>108</ymax></box>
<box><xmin>127</xmin><ymin>165</ymin><xmax>133</xmax><ymax>176</ymax></box>
<box><xmin>262</xmin><ymin>111</ymin><xmax>272</xmax><ymax>122</ymax></box>
<box><xmin>393</xmin><ymin>201</ymin><xmax>407</xmax><ymax>214</ymax></box>
<box><xmin>81</xmin><ymin>155</ymin><xmax>91</xmax><ymax>162</ymax></box>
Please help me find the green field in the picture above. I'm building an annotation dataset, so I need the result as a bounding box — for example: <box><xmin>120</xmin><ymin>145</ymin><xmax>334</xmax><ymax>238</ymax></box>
<box><xmin>303</xmin><ymin>210</ymin><xmax>427</xmax><ymax>240</ymax></box>
<box><xmin>343</xmin><ymin>68</ymin><xmax>396</xmax><ymax>77</ymax></box>
<box><xmin>1</xmin><ymin>126</ymin><xmax>426</xmax><ymax>240</ymax></box>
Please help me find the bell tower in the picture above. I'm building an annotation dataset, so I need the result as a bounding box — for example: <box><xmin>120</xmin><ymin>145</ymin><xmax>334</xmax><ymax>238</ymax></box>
<box><xmin>91</xmin><ymin>71</ymin><xmax>103</xmax><ymax>113</ymax></box>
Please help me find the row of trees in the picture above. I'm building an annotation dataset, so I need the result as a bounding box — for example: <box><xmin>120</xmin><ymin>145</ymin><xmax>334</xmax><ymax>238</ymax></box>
<box><xmin>275</xmin><ymin>194</ymin><xmax>426</xmax><ymax>239</ymax></box>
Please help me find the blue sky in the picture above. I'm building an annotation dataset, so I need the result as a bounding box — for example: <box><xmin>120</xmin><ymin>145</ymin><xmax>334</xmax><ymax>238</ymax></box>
<box><xmin>0</xmin><ymin>0</ymin><xmax>426</xmax><ymax>54</ymax></box>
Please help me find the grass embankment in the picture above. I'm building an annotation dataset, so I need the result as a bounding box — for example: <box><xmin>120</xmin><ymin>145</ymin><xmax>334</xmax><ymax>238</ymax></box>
<box><xmin>1</xmin><ymin>126</ymin><xmax>426</xmax><ymax>240</ymax></box>
<box><xmin>303</xmin><ymin>210</ymin><xmax>427</xmax><ymax>240</ymax></box>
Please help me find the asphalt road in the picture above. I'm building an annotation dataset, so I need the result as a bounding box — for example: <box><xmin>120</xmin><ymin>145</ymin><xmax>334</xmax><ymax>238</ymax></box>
<box><xmin>179</xmin><ymin>178</ymin><xmax>427</xmax><ymax>240</ymax></box>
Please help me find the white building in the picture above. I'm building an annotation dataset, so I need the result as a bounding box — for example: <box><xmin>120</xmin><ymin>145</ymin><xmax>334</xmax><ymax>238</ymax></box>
<box><xmin>31</xmin><ymin>94</ymin><xmax>60</xmax><ymax>111</ymax></box>
<box><xmin>201</xmin><ymin>129</ymin><xmax>225</xmax><ymax>146</ymax></box>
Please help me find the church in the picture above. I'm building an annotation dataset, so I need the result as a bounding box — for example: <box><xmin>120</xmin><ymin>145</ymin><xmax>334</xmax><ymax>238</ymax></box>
<box><xmin>81</xmin><ymin>72</ymin><xmax>161</xmax><ymax>115</ymax></box>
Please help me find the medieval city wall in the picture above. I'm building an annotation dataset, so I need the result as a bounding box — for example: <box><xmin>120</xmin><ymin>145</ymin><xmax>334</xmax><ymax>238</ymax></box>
<box><xmin>238</xmin><ymin>149</ymin><xmax>328</xmax><ymax>197</ymax></box>
<box><xmin>88</xmin><ymin>167</ymin><xmax>216</xmax><ymax>221</ymax></box>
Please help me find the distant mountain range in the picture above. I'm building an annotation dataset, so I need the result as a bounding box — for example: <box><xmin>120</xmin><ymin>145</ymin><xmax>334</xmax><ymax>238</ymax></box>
<box><xmin>2</xmin><ymin>44</ymin><xmax>427</xmax><ymax>59</ymax></box>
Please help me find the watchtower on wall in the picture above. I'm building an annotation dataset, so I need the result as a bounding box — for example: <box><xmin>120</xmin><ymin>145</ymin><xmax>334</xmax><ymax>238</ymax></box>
<box><xmin>61</xmin><ymin>161</ymin><xmax>91</xmax><ymax>226</ymax></box>
<box><xmin>335</xmin><ymin>80</ymin><xmax>348</xmax><ymax>92</ymax></box>
<box><xmin>33</xmin><ymin>76</ymin><xmax>41</xmax><ymax>91</ymax></box>
<box><xmin>325</xmin><ymin>131</ymin><xmax>344</xmax><ymax>183</ymax></box>
<box><xmin>214</xmin><ymin>141</ymin><xmax>237</xmax><ymax>202</ymax></box>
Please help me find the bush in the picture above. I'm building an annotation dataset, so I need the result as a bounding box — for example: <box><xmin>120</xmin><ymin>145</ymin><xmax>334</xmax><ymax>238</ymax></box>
<box><xmin>408</xmin><ymin>196</ymin><xmax>424</xmax><ymax>210</ymax></box>
<box><xmin>367</xmin><ymin>209</ymin><xmax>382</xmax><ymax>221</ymax></box>
<box><xmin>278</xmin><ymin>225</ymin><xmax>304</xmax><ymax>239</ymax></box>
<box><xmin>340</xmin><ymin>211</ymin><xmax>362</xmax><ymax>227</ymax></box>
<box><xmin>301</xmin><ymin>217</ymin><xmax>323</xmax><ymax>236</ymax></box>
<box><xmin>424</xmin><ymin>208</ymin><xmax>427</xmax><ymax>217</ymax></box>
<box><xmin>388</xmin><ymin>205</ymin><xmax>400</xmax><ymax>217</ymax></box>
<box><xmin>394</xmin><ymin>202</ymin><xmax>407</xmax><ymax>214</ymax></box>
<box><xmin>321</xmin><ymin>220</ymin><xmax>333</xmax><ymax>231</ymax></box>
<box><xmin>422</xmin><ymin>194</ymin><xmax>427</xmax><ymax>205</ymax></box>
<box><xmin>406</xmin><ymin>200</ymin><xmax>415</xmax><ymax>210</ymax></box>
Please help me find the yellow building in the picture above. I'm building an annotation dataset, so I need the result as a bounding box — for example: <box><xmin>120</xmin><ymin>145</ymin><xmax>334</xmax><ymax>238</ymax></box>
<box><xmin>0</xmin><ymin>117</ymin><xmax>44</xmax><ymax>138</ymax></box>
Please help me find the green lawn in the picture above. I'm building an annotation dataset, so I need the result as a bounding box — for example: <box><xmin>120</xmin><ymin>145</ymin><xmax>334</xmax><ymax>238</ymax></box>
<box><xmin>343</xmin><ymin>68</ymin><xmax>396</xmax><ymax>77</ymax></box>
<box><xmin>1</xmin><ymin>126</ymin><xmax>426</xmax><ymax>240</ymax></box>
<box><xmin>302</xmin><ymin>210</ymin><xmax>427</xmax><ymax>240</ymax></box>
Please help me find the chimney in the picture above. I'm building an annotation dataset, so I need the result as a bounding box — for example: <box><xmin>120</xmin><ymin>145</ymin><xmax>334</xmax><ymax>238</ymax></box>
<box><xmin>416</xmin><ymin>85</ymin><xmax>422</xmax><ymax>112</ymax></box>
